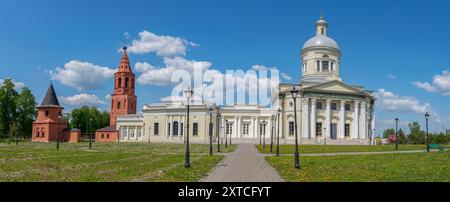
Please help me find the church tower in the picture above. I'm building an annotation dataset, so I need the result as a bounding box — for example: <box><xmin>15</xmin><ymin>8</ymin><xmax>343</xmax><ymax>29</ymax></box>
<box><xmin>110</xmin><ymin>47</ymin><xmax>137</xmax><ymax>126</ymax></box>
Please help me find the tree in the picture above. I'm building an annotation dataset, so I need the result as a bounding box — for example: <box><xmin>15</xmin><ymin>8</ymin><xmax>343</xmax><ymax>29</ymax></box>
<box><xmin>383</xmin><ymin>128</ymin><xmax>395</xmax><ymax>138</ymax></box>
<box><xmin>398</xmin><ymin>128</ymin><xmax>406</xmax><ymax>144</ymax></box>
<box><xmin>15</xmin><ymin>87</ymin><xmax>36</xmax><ymax>139</ymax></box>
<box><xmin>408</xmin><ymin>121</ymin><xmax>425</xmax><ymax>144</ymax></box>
<box><xmin>0</xmin><ymin>79</ymin><xmax>18</xmax><ymax>140</ymax></box>
<box><xmin>69</xmin><ymin>106</ymin><xmax>110</xmax><ymax>137</ymax></box>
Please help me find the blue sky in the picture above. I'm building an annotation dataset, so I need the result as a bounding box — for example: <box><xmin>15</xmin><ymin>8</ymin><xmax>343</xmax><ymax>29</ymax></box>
<box><xmin>1</xmin><ymin>0</ymin><xmax>449</xmax><ymax>134</ymax></box>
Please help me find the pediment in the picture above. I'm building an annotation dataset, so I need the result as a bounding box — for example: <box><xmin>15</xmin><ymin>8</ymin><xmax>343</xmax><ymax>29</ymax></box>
<box><xmin>304</xmin><ymin>80</ymin><xmax>368</xmax><ymax>96</ymax></box>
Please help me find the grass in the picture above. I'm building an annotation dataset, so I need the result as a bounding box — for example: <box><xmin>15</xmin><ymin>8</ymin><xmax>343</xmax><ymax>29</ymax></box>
<box><xmin>257</xmin><ymin>144</ymin><xmax>427</xmax><ymax>154</ymax></box>
<box><xmin>0</xmin><ymin>141</ymin><xmax>235</xmax><ymax>182</ymax></box>
<box><xmin>266</xmin><ymin>151</ymin><xmax>450</xmax><ymax>182</ymax></box>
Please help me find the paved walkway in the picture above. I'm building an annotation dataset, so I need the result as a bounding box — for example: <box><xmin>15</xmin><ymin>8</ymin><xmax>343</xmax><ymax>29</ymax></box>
<box><xmin>202</xmin><ymin>144</ymin><xmax>283</xmax><ymax>182</ymax></box>
<box><xmin>263</xmin><ymin>149</ymin><xmax>447</xmax><ymax>157</ymax></box>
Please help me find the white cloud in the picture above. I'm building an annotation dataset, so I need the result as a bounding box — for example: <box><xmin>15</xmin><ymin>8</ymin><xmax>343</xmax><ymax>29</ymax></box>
<box><xmin>386</xmin><ymin>74</ymin><xmax>396</xmax><ymax>79</ymax></box>
<box><xmin>374</xmin><ymin>88</ymin><xmax>431</xmax><ymax>114</ymax></box>
<box><xmin>136</xmin><ymin>57</ymin><xmax>212</xmax><ymax>86</ymax></box>
<box><xmin>59</xmin><ymin>94</ymin><xmax>105</xmax><ymax>107</ymax></box>
<box><xmin>127</xmin><ymin>30</ymin><xmax>197</xmax><ymax>57</ymax></box>
<box><xmin>412</xmin><ymin>70</ymin><xmax>450</xmax><ymax>96</ymax></box>
<box><xmin>50</xmin><ymin>60</ymin><xmax>116</xmax><ymax>91</ymax></box>
<box><xmin>0</xmin><ymin>78</ymin><xmax>25</xmax><ymax>90</ymax></box>
<box><xmin>281</xmin><ymin>72</ymin><xmax>292</xmax><ymax>81</ymax></box>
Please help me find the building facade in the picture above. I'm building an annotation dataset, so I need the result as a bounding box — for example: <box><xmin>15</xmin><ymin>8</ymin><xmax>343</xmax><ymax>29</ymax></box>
<box><xmin>113</xmin><ymin>16</ymin><xmax>376</xmax><ymax>145</ymax></box>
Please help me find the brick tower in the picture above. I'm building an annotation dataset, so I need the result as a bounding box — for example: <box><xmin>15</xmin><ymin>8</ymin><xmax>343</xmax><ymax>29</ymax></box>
<box><xmin>110</xmin><ymin>46</ymin><xmax>137</xmax><ymax>127</ymax></box>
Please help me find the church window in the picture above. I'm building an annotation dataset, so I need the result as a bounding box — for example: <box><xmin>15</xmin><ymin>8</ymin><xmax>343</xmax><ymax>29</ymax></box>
<box><xmin>288</xmin><ymin>122</ymin><xmax>294</xmax><ymax>136</ymax></box>
<box><xmin>331</xmin><ymin>103</ymin><xmax>337</xmax><ymax>110</ymax></box>
<box><xmin>193</xmin><ymin>123</ymin><xmax>199</xmax><ymax>136</ymax></box>
<box><xmin>173</xmin><ymin>121</ymin><xmax>179</xmax><ymax>136</ymax></box>
<box><xmin>243</xmin><ymin>123</ymin><xmax>249</xmax><ymax>135</ymax></box>
<box><xmin>137</xmin><ymin>127</ymin><xmax>142</xmax><ymax>138</ymax></box>
<box><xmin>36</xmin><ymin>128</ymin><xmax>39</xmax><ymax>137</ymax></box>
<box><xmin>345</xmin><ymin>104</ymin><xmax>351</xmax><ymax>111</ymax></box>
<box><xmin>107</xmin><ymin>134</ymin><xmax>110</xmax><ymax>139</ymax></box>
<box><xmin>130</xmin><ymin>127</ymin><xmax>135</xmax><ymax>138</ymax></box>
<box><xmin>323</xmin><ymin>54</ymin><xmax>329</xmax><ymax>58</ymax></box>
<box><xmin>181</xmin><ymin>123</ymin><xmax>184</xmax><ymax>136</ymax></box>
<box><xmin>125</xmin><ymin>77</ymin><xmax>129</xmax><ymax>88</ymax></box>
<box><xmin>316</xmin><ymin>60</ymin><xmax>320</xmax><ymax>72</ymax></box>
<box><xmin>316</xmin><ymin>123</ymin><xmax>322</xmax><ymax>137</ymax></box>
<box><xmin>322</xmin><ymin>61</ymin><xmax>329</xmax><ymax>71</ymax></box>
<box><xmin>154</xmin><ymin>123</ymin><xmax>159</xmax><ymax>136</ymax></box>
<box><xmin>167</xmin><ymin>123</ymin><xmax>171</xmax><ymax>136</ymax></box>
<box><xmin>132</xmin><ymin>78</ymin><xmax>134</xmax><ymax>88</ymax></box>
<box><xmin>316</xmin><ymin>102</ymin><xmax>323</xmax><ymax>110</ymax></box>
<box><xmin>45</xmin><ymin>111</ymin><xmax>49</xmax><ymax>116</ymax></box>
<box><xmin>101</xmin><ymin>134</ymin><xmax>105</xmax><ymax>139</ymax></box>
<box><xmin>117</xmin><ymin>101</ymin><xmax>121</xmax><ymax>109</ymax></box>
<box><xmin>289</xmin><ymin>102</ymin><xmax>293</xmax><ymax>107</ymax></box>
<box><xmin>118</xmin><ymin>78</ymin><xmax>122</xmax><ymax>88</ymax></box>
<box><xmin>345</xmin><ymin>124</ymin><xmax>350</xmax><ymax>137</ymax></box>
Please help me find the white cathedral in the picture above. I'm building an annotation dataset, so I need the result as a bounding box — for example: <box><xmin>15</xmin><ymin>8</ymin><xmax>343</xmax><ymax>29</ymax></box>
<box><xmin>114</xmin><ymin>16</ymin><xmax>376</xmax><ymax>145</ymax></box>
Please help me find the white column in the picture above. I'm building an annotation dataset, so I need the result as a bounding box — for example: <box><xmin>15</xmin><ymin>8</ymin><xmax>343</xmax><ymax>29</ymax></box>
<box><xmin>353</xmin><ymin>101</ymin><xmax>360</xmax><ymax>139</ymax></box>
<box><xmin>127</xmin><ymin>126</ymin><xmax>130</xmax><ymax>141</ymax></box>
<box><xmin>339</xmin><ymin>100</ymin><xmax>346</xmax><ymax>139</ymax></box>
<box><xmin>360</xmin><ymin>101</ymin><xmax>367</xmax><ymax>139</ymax></box>
<box><xmin>310</xmin><ymin>98</ymin><xmax>317</xmax><ymax>138</ymax></box>
<box><xmin>302</xmin><ymin>97</ymin><xmax>309</xmax><ymax>138</ymax></box>
<box><xmin>325</xmin><ymin>99</ymin><xmax>331</xmax><ymax>139</ymax></box>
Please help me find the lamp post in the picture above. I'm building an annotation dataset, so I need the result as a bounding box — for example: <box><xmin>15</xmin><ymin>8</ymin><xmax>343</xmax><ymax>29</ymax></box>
<box><xmin>425</xmin><ymin>112</ymin><xmax>430</xmax><ymax>152</ymax></box>
<box><xmin>270</xmin><ymin>115</ymin><xmax>275</xmax><ymax>153</ymax></box>
<box><xmin>89</xmin><ymin>118</ymin><xmax>93</xmax><ymax>150</ymax></box>
<box><xmin>217</xmin><ymin>114</ymin><xmax>221</xmax><ymax>152</ymax></box>
<box><xmin>290</xmin><ymin>86</ymin><xmax>300</xmax><ymax>169</ymax></box>
<box><xmin>229</xmin><ymin>121</ymin><xmax>232</xmax><ymax>146</ymax></box>
<box><xmin>395</xmin><ymin>117</ymin><xmax>399</xmax><ymax>150</ymax></box>
<box><xmin>225</xmin><ymin>120</ymin><xmax>228</xmax><ymax>148</ymax></box>
<box><xmin>208</xmin><ymin>107</ymin><xmax>213</xmax><ymax>156</ymax></box>
<box><xmin>184</xmin><ymin>87</ymin><xmax>193</xmax><ymax>168</ymax></box>
<box><xmin>276</xmin><ymin>108</ymin><xmax>281</xmax><ymax>157</ymax></box>
<box><xmin>57</xmin><ymin>114</ymin><xmax>62</xmax><ymax>150</ymax></box>
<box><xmin>262</xmin><ymin>120</ymin><xmax>267</xmax><ymax>149</ymax></box>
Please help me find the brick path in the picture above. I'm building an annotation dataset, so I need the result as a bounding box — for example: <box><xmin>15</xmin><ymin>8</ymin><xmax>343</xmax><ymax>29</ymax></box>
<box><xmin>202</xmin><ymin>144</ymin><xmax>283</xmax><ymax>182</ymax></box>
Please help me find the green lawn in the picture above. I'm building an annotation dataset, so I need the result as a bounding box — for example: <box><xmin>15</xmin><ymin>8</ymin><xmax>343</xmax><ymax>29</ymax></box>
<box><xmin>266</xmin><ymin>152</ymin><xmax>450</xmax><ymax>182</ymax></box>
<box><xmin>0</xmin><ymin>142</ymin><xmax>235</xmax><ymax>182</ymax></box>
<box><xmin>257</xmin><ymin>144</ymin><xmax>427</xmax><ymax>154</ymax></box>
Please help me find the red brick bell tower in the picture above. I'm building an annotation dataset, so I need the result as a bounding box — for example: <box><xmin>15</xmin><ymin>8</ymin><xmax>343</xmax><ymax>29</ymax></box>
<box><xmin>110</xmin><ymin>47</ymin><xmax>137</xmax><ymax>126</ymax></box>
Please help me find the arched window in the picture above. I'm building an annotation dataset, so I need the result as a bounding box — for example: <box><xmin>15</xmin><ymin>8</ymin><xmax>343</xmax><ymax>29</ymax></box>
<box><xmin>125</xmin><ymin>77</ymin><xmax>129</xmax><ymax>88</ymax></box>
<box><xmin>131</xmin><ymin>78</ymin><xmax>134</xmax><ymax>88</ymax></box>
<box><xmin>321</xmin><ymin>28</ymin><xmax>324</xmax><ymax>35</ymax></box>
<box><xmin>41</xmin><ymin>127</ymin><xmax>45</xmax><ymax>137</ymax></box>
<box><xmin>117</xmin><ymin>101</ymin><xmax>121</xmax><ymax>109</ymax></box>
<box><xmin>323</xmin><ymin>54</ymin><xmax>329</xmax><ymax>58</ymax></box>
<box><xmin>36</xmin><ymin>128</ymin><xmax>40</xmax><ymax>137</ymax></box>
<box><xmin>173</xmin><ymin>121</ymin><xmax>179</xmax><ymax>136</ymax></box>
<box><xmin>118</xmin><ymin>78</ymin><xmax>122</xmax><ymax>88</ymax></box>
<box><xmin>316</xmin><ymin>60</ymin><xmax>320</xmax><ymax>72</ymax></box>
<box><xmin>45</xmin><ymin>111</ymin><xmax>49</xmax><ymax>116</ymax></box>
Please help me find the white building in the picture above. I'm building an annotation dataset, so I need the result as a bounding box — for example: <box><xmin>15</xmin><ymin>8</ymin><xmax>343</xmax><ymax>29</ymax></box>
<box><xmin>115</xmin><ymin>16</ymin><xmax>375</xmax><ymax>145</ymax></box>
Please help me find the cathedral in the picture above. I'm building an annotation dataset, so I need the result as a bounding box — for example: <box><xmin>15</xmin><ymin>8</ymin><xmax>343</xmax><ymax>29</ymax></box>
<box><xmin>100</xmin><ymin>16</ymin><xmax>376</xmax><ymax>145</ymax></box>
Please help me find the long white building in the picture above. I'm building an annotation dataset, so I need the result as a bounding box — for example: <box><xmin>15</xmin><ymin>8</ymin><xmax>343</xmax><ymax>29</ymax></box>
<box><xmin>115</xmin><ymin>16</ymin><xmax>375</xmax><ymax>145</ymax></box>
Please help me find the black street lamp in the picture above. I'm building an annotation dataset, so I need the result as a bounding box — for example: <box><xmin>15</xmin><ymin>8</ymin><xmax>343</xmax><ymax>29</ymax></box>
<box><xmin>395</xmin><ymin>117</ymin><xmax>399</xmax><ymax>150</ymax></box>
<box><xmin>425</xmin><ymin>112</ymin><xmax>430</xmax><ymax>152</ymax></box>
<box><xmin>217</xmin><ymin>114</ymin><xmax>221</xmax><ymax>152</ymax></box>
<box><xmin>184</xmin><ymin>87</ymin><xmax>193</xmax><ymax>168</ymax></box>
<box><xmin>208</xmin><ymin>107</ymin><xmax>214</xmax><ymax>156</ymax></box>
<box><xmin>57</xmin><ymin>114</ymin><xmax>62</xmax><ymax>150</ymax></box>
<box><xmin>270</xmin><ymin>115</ymin><xmax>275</xmax><ymax>153</ymax></box>
<box><xmin>89</xmin><ymin>118</ymin><xmax>93</xmax><ymax>149</ymax></box>
<box><xmin>276</xmin><ymin>108</ymin><xmax>281</xmax><ymax>157</ymax></box>
<box><xmin>290</xmin><ymin>86</ymin><xmax>300</xmax><ymax>169</ymax></box>
<box><xmin>225</xmin><ymin>120</ymin><xmax>228</xmax><ymax>148</ymax></box>
<box><xmin>262</xmin><ymin>120</ymin><xmax>267</xmax><ymax>149</ymax></box>
<box><xmin>229</xmin><ymin>121</ymin><xmax>232</xmax><ymax>146</ymax></box>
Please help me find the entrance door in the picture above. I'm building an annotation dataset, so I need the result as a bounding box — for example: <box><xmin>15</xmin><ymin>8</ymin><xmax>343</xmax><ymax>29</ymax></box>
<box><xmin>331</xmin><ymin>123</ymin><xmax>337</xmax><ymax>139</ymax></box>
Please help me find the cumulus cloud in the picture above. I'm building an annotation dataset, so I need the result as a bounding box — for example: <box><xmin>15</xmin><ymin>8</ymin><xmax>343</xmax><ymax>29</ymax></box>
<box><xmin>50</xmin><ymin>60</ymin><xmax>116</xmax><ymax>91</ymax></box>
<box><xmin>127</xmin><ymin>30</ymin><xmax>197</xmax><ymax>57</ymax></box>
<box><xmin>374</xmin><ymin>88</ymin><xmax>431</xmax><ymax>114</ymax></box>
<box><xmin>59</xmin><ymin>94</ymin><xmax>105</xmax><ymax>107</ymax></box>
<box><xmin>281</xmin><ymin>72</ymin><xmax>292</xmax><ymax>81</ymax></box>
<box><xmin>412</xmin><ymin>70</ymin><xmax>450</xmax><ymax>96</ymax></box>
<box><xmin>136</xmin><ymin>57</ymin><xmax>212</xmax><ymax>86</ymax></box>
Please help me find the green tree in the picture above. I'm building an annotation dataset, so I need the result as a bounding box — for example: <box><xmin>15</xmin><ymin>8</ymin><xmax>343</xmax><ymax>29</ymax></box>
<box><xmin>408</xmin><ymin>121</ymin><xmax>425</xmax><ymax>144</ymax></box>
<box><xmin>398</xmin><ymin>128</ymin><xmax>406</xmax><ymax>144</ymax></box>
<box><xmin>0</xmin><ymin>79</ymin><xmax>18</xmax><ymax>140</ymax></box>
<box><xmin>69</xmin><ymin>106</ymin><xmax>110</xmax><ymax>137</ymax></box>
<box><xmin>383</xmin><ymin>128</ymin><xmax>395</xmax><ymax>138</ymax></box>
<box><xmin>15</xmin><ymin>87</ymin><xmax>36</xmax><ymax>139</ymax></box>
